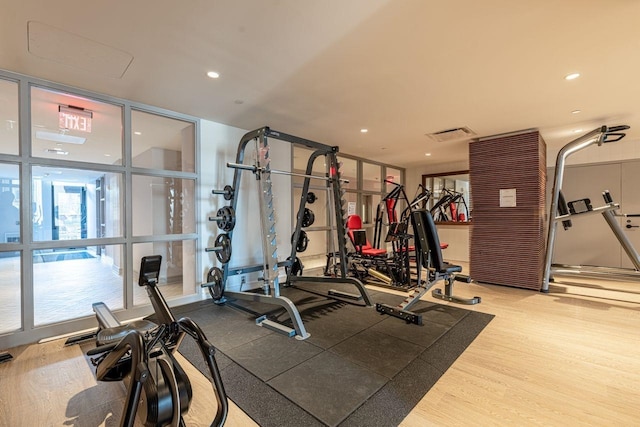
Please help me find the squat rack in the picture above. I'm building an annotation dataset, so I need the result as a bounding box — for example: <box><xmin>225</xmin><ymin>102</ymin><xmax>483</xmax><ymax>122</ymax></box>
<box><xmin>203</xmin><ymin>127</ymin><xmax>371</xmax><ymax>340</ymax></box>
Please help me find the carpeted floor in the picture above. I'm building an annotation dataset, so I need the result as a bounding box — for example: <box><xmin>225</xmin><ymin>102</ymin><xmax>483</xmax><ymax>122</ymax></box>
<box><xmin>174</xmin><ymin>284</ymin><xmax>493</xmax><ymax>427</ymax></box>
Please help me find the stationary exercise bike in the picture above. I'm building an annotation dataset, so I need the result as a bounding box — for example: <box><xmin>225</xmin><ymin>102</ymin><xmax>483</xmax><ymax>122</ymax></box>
<box><xmin>88</xmin><ymin>255</ymin><xmax>228</xmax><ymax>427</ymax></box>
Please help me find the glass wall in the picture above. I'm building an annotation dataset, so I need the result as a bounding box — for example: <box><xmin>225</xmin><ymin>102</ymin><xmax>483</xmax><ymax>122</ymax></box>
<box><xmin>0</xmin><ymin>79</ymin><xmax>19</xmax><ymax>155</ymax></box>
<box><xmin>0</xmin><ymin>251</ymin><xmax>21</xmax><ymax>334</ymax></box>
<box><xmin>132</xmin><ymin>110</ymin><xmax>195</xmax><ymax>172</ymax></box>
<box><xmin>292</xmin><ymin>145</ymin><xmax>404</xmax><ymax>269</ymax></box>
<box><xmin>132</xmin><ymin>176</ymin><xmax>195</xmax><ymax>236</ymax></box>
<box><xmin>132</xmin><ymin>240</ymin><xmax>196</xmax><ymax>306</ymax></box>
<box><xmin>0</xmin><ymin>164</ymin><xmax>20</xmax><ymax>243</ymax></box>
<box><xmin>31</xmin><ymin>166</ymin><xmax>123</xmax><ymax>241</ymax></box>
<box><xmin>31</xmin><ymin>87</ymin><xmax>123</xmax><ymax>165</ymax></box>
<box><xmin>33</xmin><ymin>244</ymin><xmax>124</xmax><ymax>326</ymax></box>
<box><xmin>0</xmin><ymin>70</ymin><xmax>199</xmax><ymax>347</ymax></box>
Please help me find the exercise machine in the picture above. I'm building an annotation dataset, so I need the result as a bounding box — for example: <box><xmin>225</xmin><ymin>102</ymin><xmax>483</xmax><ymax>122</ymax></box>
<box><xmin>542</xmin><ymin>125</ymin><xmax>640</xmax><ymax>291</ymax></box>
<box><xmin>376</xmin><ymin>210</ymin><xmax>480</xmax><ymax>325</ymax></box>
<box><xmin>203</xmin><ymin>127</ymin><xmax>371</xmax><ymax>341</ymax></box>
<box><xmin>89</xmin><ymin>255</ymin><xmax>228</xmax><ymax>427</ymax></box>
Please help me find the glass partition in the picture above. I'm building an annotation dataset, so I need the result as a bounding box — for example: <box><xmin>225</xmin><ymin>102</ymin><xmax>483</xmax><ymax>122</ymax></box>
<box><xmin>337</xmin><ymin>157</ymin><xmax>357</xmax><ymax>190</ymax></box>
<box><xmin>132</xmin><ymin>240</ymin><xmax>197</xmax><ymax>305</ymax></box>
<box><xmin>32</xmin><ymin>166</ymin><xmax>123</xmax><ymax>241</ymax></box>
<box><xmin>132</xmin><ymin>175</ymin><xmax>195</xmax><ymax>236</ymax></box>
<box><xmin>132</xmin><ymin>110</ymin><xmax>195</xmax><ymax>172</ymax></box>
<box><xmin>0</xmin><ymin>79</ymin><xmax>19</xmax><ymax>155</ymax></box>
<box><xmin>31</xmin><ymin>86</ymin><xmax>123</xmax><ymax>165</ymax></box>
<box><xmin>33</xmin><ymin>244</ymin><xmax>124</xmax><ymax>326</ymax></box>
<box><xmin>0</xmin><ymin>163</ymin><xmax>20</xmax><ymax>243</ymax></box>
<box><xmin>362</xmin><ymin>162</ymin><xmax>381</xmax><ymax>191</ymax></box>
<box><xmin>0</xmin><ymin>251</ymin><xmax>21</xmax><ymax>334</ymax></box>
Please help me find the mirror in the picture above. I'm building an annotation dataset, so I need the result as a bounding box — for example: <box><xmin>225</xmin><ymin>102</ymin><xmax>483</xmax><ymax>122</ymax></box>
<box><xmin>421</xmin><ymin>171</ymin><xmax>471</xmax><ymax>223</ymax></box>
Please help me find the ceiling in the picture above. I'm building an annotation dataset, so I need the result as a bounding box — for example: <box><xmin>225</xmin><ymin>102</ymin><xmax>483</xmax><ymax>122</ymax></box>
<box><xmin>1</xmin><ymin>0</ymin><xmax>639</xmax><ymax>169</ymax></box>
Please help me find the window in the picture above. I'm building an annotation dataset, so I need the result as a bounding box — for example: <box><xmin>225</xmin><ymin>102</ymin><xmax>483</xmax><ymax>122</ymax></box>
<box><xmin>0</xmin><ymin>79</ymin><xmax>19</xmax><ymax>155</ymax></box>
<box><xmin>0</xmin><ymin>164</ymin><xmax>20</xmax><ymax>242</ymax></box>
<box><xmin>132</xmin><ymin>110</ymin><xmax>195</xmax><ymax>172</ymax></box>
<box><xmin>33</xmin><ymin>244</ymin><xmax>124</xmax><ymax>326</ymax></box>
<box><xmin>31</xmin><ymin>87</ymin><xmax>123</xmax><ymax>165</ymax></box>
<box><xmin>362</xmin><ymin>163</ymin><xmax>381</xmax><ymax>192</ymax></box>
<box><xmin>0</xmin><ymin>70</ymin><xmax>200</xmax><ymax>348</ymax></box>
<box><xmin>0</xmin><ymin>251</ymin><xmax>21</xmax><ymax>334</ymax></box>
<box><xmin>32</xmin><ymin>166</ymin><xmax>123</xmax><ymax>241</ymax></box>
<box><xmin>132</xmin><ymin>176</ymin><xmax>195</xmax><ymax>236</ymax></box>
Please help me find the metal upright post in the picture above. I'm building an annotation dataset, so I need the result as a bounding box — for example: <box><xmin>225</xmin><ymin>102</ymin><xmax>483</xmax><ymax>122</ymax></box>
<box><xmin>254</xmin><ymin>134</ymin><xmax>281</xmax><ymax>297</ymax></box>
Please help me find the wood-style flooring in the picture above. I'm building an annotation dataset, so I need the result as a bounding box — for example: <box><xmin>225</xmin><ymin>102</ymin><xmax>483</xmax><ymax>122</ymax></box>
<box><xmin>1</xmin><ymin>266</ymin><xmax>639</xmax><ymax>426</ymax></box>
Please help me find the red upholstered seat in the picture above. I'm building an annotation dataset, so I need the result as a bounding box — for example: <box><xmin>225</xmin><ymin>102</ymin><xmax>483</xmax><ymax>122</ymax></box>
<box><xmin>346</xmin><ymin>215</ymin><xmax>387</xmax><ymax>256</ymax></box>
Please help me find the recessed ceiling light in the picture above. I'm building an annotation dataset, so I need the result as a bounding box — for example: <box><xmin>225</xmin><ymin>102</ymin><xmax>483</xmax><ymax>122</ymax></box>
<box><xmin>573</xmin><ymin>129</ymin><xmax>583</xmax><ymax>133</ymax></box>
<box><xmin>360</xmin><ymin>129</ymin><xmax>368</xmax><ymax>133</ymax></box>
<box><xmin>565</xmin><ymin>73</ymin><xmax>580</xmax><ymax>80</ymax></box>
<box><xmin>207</xmin><ymin>71</ymin><xmax>220</xmax><ymax>79</ymax></box>
<box><xmin>104</xmin><ymin>154</ymin><xmax>111</xmax><ymax>157</ymax></box>
<box><xmin>571</xmin><ymin>110</ymin><xmax>581</xmax><ymax>114</ymax></box>
<box><xmin>425</xmin><ymin>153</ymin><xmax>431</xmax><ymax>156</ymax></box>
<box><xmin>134</xmin><ymin>131</ymin><xmax>142</xmax><ymax>135</ymax></box>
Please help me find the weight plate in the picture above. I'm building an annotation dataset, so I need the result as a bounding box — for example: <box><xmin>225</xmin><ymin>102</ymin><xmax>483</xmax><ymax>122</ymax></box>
<box><xmin>306</xmin><ymin>192</ymin><xmax>317</xmax><ymax>204</ymax></box>
<box><xmin>291</xmin><ymin>230</ymin><xmax>309</xmax><ymax>252</ymax></box>
<box><xmin>223</xmin><ymin>184</ymin><xmax>234</xmax><ymax>201</ymax></box>
<box><xmin>286</xmin><ymin>256</ymin><xmax>304</xmax><ymax>277</ymax></box>
<box><xmin>214</xmin><ymin>233</ymin><xmax>232</xmax><ymax>264</ymax></box>
<box><xmin>301</xmin><ymin>207</ymin><xmax>315</xmax><ymax>228</ymax></box>
<box><xmin>206</xmin><ymin>267</ymin><xmax>224</xmax><ymax>300</ymax></box>
<box><xmin>216</xmin><ymin>206</ymin><xmax>236</xmax><ymax>232</ymax></box>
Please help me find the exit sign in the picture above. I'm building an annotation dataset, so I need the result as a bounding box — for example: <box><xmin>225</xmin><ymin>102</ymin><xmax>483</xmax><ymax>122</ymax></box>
<box><xmin>59</xmin><ymin>105</ymin><xmax>92</xmax><ymax>133</ymax></box>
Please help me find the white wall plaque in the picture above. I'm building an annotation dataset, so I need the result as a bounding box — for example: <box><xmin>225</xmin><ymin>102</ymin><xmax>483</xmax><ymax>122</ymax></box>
<box><xmin>499</xmin><ymin>188</ymin><xmax>517</xmax><ymax>207</ymax></box>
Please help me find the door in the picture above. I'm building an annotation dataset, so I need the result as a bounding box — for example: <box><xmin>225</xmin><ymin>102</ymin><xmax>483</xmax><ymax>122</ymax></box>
<box><xmin>620</xmin><ymin>161</ymin><xmax>640</xmax><ymax>269</ymax></box>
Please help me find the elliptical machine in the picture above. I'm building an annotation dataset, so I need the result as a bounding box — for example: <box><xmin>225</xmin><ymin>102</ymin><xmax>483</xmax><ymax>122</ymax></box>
<box><xmin>88</xmin><ymin>255</ymin><xmax>228</xmax><ymax>427</ymax></box>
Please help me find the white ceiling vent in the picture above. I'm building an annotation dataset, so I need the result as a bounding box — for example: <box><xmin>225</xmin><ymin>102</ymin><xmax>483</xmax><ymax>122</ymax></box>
<box><xmin>426</xmin><ymin>126</ymin><xmax>476</xmax><ymax>142</ymax></box>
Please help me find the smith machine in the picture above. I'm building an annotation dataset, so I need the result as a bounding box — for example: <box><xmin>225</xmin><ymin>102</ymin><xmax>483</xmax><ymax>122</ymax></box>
<box><xmin>202</xmin><ymin>127</ymin><xmax>372</xmax><ymax>340</ymax></box>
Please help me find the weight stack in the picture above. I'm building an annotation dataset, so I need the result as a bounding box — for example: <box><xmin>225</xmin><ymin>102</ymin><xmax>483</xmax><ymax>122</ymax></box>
<box><xmin>469</xmin><ymin>130</ymin><xmax>546</xmax><ymax>290</ymax></box>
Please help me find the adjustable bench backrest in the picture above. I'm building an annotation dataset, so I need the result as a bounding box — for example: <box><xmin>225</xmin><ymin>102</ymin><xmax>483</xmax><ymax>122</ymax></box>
<box><xmin>411</xmin><ymin>209</ymin><xmax>446</xmax><ymax>272</ymax></box>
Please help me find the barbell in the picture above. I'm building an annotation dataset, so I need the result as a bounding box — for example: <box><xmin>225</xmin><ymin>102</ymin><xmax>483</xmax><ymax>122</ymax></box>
<box><xmin>227</xmin><ymin>162</ymin><xmax>349</xmax><ymax>183</ymax></box>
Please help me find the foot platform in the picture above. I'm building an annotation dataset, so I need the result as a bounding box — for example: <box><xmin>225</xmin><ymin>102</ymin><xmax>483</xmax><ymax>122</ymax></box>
<box><xmin>375</xmin><ymin>303</ymin><xmax>422</xmax><ymax>325</ymax></box>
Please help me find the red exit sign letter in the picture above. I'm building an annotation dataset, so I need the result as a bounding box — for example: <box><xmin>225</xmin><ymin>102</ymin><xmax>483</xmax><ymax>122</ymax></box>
<box><xmin>59</xmin><ymin>105</ymin><xmax>92</xmax><ymax>133</ymax></box>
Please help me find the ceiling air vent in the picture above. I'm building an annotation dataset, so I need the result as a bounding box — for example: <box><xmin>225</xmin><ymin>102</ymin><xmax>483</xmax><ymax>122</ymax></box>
<box><xmin>426</xmin><ymin>126</ymin><xmax>476</xmax><ymax>142</ymax></box>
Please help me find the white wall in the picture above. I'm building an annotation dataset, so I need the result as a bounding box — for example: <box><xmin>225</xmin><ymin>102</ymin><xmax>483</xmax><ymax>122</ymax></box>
<box><xmin>199</xmin><ymin>121</ymin><xmax>292</xmax><ymax>292</ymax></box>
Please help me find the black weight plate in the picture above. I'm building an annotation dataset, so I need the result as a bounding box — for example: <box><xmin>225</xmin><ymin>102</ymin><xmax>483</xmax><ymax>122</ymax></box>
<box><xmin>297</xmin><ymin>230</ymin><xmax>308</xmax><ymax>252</ymax></box>
<box><xmin>306</xmin><ymin>192</ymin><xmax>317</xmax><ymax>204</ymax></box>
<box><xmin>216</xmin><ymin>206</ymin><xmax>236</xmax><ymax>232</ymax></box>
<box><xmin>301</xmin><ymin>208</ymin><xmax>315</xmax><ymax>228</ymax></box>
<box><xmin>285</xmin><ymin>256</ymin><xmax>304</xmax><ymax>277</ymax></box>
<box><xmin>214</xmin><ymin>233</ymin><xmax>232</xmax><ymax>264</ymax></box>
<box><xmin>223</xmin><ymin>184</ymin><xmax>234</xmax><ymax>201</ymax></box>
<box><xmin>206</xmin><ymin>267</ymin><xmax>224</xmax><ymax>300</ymax></box>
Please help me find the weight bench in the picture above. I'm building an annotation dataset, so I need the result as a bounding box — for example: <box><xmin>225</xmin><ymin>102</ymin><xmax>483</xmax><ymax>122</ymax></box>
<box><xmin>376</xmin><ymin>209</ymin><xmax>480</xmax><ymax>325</ymax></box>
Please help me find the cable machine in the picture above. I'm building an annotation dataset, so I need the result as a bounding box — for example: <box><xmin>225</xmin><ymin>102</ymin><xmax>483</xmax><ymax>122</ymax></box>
<box><xmin>542</xmin><ymin>124</ymin><xmax>640</xmax><ymax>291</ymax></box>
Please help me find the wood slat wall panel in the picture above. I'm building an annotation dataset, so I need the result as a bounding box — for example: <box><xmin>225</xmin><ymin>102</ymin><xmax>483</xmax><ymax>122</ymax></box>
<box><xmin>470</xmin><ymin>131</ymin><xmax>546</xmax><ymax>290</ymax></box>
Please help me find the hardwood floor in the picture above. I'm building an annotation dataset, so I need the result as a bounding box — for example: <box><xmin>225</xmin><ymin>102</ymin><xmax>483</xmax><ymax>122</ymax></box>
<box><xmin>1</xmin><ymin>268</ymin><xmax>639</xmax><ymax>426</ymax></box>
